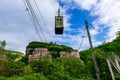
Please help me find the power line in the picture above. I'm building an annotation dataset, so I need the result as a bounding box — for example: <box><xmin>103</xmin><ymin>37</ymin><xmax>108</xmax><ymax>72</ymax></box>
<box><xmin>23</xmin><ymin>0</ymin><xmax>42</xmax><ymax>41</ymax></box>
<box><xmin>77</xmin><ymin>26</ymin><xmax>86</xmax><ymax>50</ymax></box>
<box><xmin>24</xmin><ymin>0</ymin><xmax>42</xmax><ymax>41</ymax></box>
<box><xmin>29</xmin><ymin>0</ymin><xmax>48</xmax><ymax>42</ymax></box>
<box><xmin>33</xmin><ymin>0</ymin><xmax>51</xmax><ymax>35</ymax></box>
<box><xmin>23</xmin><ymin>0</ymin><xmax>48</xmax><ymax>42</ymax></box>
<box><xmin>78</xmin><ymin>35</ymin><xmax>84</xmax><ymax>50</ymax></box>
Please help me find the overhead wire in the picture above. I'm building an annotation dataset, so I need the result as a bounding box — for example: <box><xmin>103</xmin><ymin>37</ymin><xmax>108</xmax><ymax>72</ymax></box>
<box><xmin>23</xmin><ymin>0</ymin><xmax>48</xmax><ymax>42</ymax></box>
<box><xmin>77</xmin><ymin>27</ymin><xmax>86</xmax><ymax>51</ymax></box>
<box><xmin>26</xmin><ymin>0</ymin><xmax>47</xmax><ymax>41</ymax></box>
<box><xmin>33</xmin><ymin>0</ymin><xmax>51</xmax><ymax>35</ymax></box>
<box><xmin>23</xmin><ymin>0</ymin><xmax>42</xmax><ymax>41</ymax></box>
<box><xmin>77</xmin><ymin>9</ymin><xmax>94</xmax><ymax>51</ymax></box>
<box><xmin>24</xmin><ymin>0</ymin><xmax>42</xmax><ymax>41</ymax></box>
<box><xmin>78</xmin><ymin>36</ymin><xmax>84</xmax><ymax>50</ymax></box>
<box><xmin>29</xmin><ymin>0</ymin><xmax>48</xmax><ymax>42</ymax></box>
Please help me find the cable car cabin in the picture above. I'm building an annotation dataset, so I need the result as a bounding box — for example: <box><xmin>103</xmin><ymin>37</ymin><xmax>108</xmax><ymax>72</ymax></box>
<box><xmin>55</xmin><ymin>16</ymin><xmax>64</xmax><ymax>34</ymax></box>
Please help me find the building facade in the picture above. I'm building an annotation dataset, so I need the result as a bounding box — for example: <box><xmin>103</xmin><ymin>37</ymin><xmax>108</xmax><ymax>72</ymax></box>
<box><xmin>26</xmin><ymin>48</ymin><xmax>48</xmax><ymax>62</ymax></box>
<box><xmin>26</xmin><ymin>48</ymin><xmax>80</xmax><ymax>62</ymax></box>
<box><xmin>60</xmin><ymin>50</ymin><xmax>80</xmax><ymax>58</ymax></box>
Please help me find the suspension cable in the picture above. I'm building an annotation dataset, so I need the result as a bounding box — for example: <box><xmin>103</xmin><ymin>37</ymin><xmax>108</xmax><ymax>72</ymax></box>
<box><xmin>23</xmin><ymin>0</ymin><xmax>48</xmax><ymax>42</ymax></box>
<box><xmin>33</xmin><ymin>0</ymin><xmax>51</xmax><ymax>35</ymax></box>
<box><xmin>23</xmin><ymin>0</ymin><xmax>42</xmax><ymax>41</ymax></box>
<box><xmin>29</xmin><ymin>0</ymin><xmax>48</xmax><ymax>42</ymax></box>
<box><xmin>77</xmin><ymin>27</ymin><xmax>86</xmax><ymax>50</ymax></box>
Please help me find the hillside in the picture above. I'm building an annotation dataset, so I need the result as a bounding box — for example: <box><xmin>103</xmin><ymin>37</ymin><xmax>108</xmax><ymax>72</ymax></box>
<box><xmin>27</xmin><ymin>41</ymin><xmax>73</xmax><ymax>52</ymax></box>
<box><xmin>26</xmin><ymin>41</ymin><xmax>75</xmax><ymax>59</ymax></box>
<box><xmin>0</xmin><ymin>48</ymin><xmax>24</xmax><ymax>62</ymax></box>
<box><xmin>1</xmin><ymin>33</ymin><xmax>120</xmax><ymax>80</ymax></box>
<box><xmin>80</xmin><ymin>31</ymin><xmax>120</xmax><ymax>79</ymax></box>
<box><xmin>0</xmin><ymin>47</ymin><xmax>92</xmax><ymax>80</ymax></box>
<box><xmin>96</xmin><ymin>33</ymin><xmax>120</xmax><ymax>56</ymax></box>
<box><xmin>0</xmin><ymin>42</ymin><xmax>93</xmax><ymax>80</ymax></box>
<box><xmin>0</xmin><ymin>48</ymin><xmax>25</xmax><ymax>77</ymax></box>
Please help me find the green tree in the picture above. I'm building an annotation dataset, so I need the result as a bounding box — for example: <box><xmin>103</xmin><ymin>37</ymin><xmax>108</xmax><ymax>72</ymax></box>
<box><xmin>7</xmin><ymin>61</ymin><xmax>25</xmax><ymax>77</ymax></box>
<box><xmin>23</xmin><ymin>64</ymin><xmax>33</xmax><ymax>75</ymax></box>
<box><xmin>1</xmin><ymin>40</ymin><xmax>6</xmax><ymax>49</ymax></box>
<box><xmin>94</xmin><ymin>49</ymin><xmax>112</xmax><ymax>80</ymax></box>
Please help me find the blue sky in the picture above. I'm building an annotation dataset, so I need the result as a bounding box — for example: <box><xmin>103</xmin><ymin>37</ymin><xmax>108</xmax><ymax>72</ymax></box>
<box><xmin>0</xmin><ymin>0</ymin><xmax>120</xmax><ymax>53</ymax></box>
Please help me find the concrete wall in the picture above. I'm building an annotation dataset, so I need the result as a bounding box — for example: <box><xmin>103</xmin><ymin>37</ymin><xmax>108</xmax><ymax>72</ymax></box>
<box><xmin>26</xmin><ymin>48</ymin><xmax>80</xmax><ymax>62</ymax></box>
<box><xmin>60</xmin><ymin>50</ymin><xmax>80</xmax><ymax>58</ymax></box>
<box><xmin>27</xmin><ymin>48</ymin><xmax>48</xmax><ymax>62</ymax></box>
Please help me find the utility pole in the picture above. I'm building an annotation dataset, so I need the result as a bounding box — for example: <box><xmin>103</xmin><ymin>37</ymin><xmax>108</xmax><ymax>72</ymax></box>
<box><xmin>85</xmin><ymin>20</ymin><xmax>101</xmax><ymax>80</ymax></box>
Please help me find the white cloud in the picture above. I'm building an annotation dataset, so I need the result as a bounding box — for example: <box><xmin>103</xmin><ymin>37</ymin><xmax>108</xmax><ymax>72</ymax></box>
<box><xmin>91</xmin><ymin>0</ymin><xmax>120</xmax><ymax>42</ymax></box>
<box><xmin>64</xmin><ymin>0</ymin><xmax>120</xmax><ymax>49</ymax></box>
<box><xmin>60</xmin><ymin>0</ymin><xmax>120</xmax><ymax>50</ymax></box>
<box><xmin>0</xmin><ymin>0</ymin><xmax>72</xmax><ymax>53</ymax></box>
<box><xmin>2</xmin><ymin>0</ymin><xmax>120</xmax><ymax>53</ymax></box>
<box><xmin>89</xmin><ymin>25</ymin><xmax>99</xmax><ymax>36</ymax></box>
<box><xmin>74</xmin><ymin>0</ymin><xmax>97</xmax><ymax>10</ymax></box>
<box><xmin>61</xmin><ymin>0</ymin><xmax>97</xmax><ymax>10</ymax></box>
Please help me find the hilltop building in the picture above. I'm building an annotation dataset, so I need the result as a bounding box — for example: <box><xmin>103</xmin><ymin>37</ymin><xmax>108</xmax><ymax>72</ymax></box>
<box><xmin>26</xmin><ymin>48</ymin><xmax>49</xmax><ymax>62</ymax></box>
<box><xmin>26</xmin><ymin>47</ymin><xmax>80</xmax><ymax>62</ymax></box>
<box><xmin>60</xmin><ymin>50</ymin><xmax>80</xmax><ymax>58</ymax></box>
